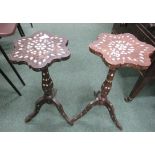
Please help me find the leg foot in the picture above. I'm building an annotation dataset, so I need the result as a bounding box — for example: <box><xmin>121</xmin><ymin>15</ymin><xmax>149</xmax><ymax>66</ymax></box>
<box><xmin>52</xmin><ymin>98</ymin><xmax>73</xmax><ymax>126</ymax></box>
<box><xmin>124</xmin><ymin>96</ymin><xmax>133</xmax><ymax>102</ymax></box>
<box><xmin>104</xmin><ymin>100</ymin><xmax>122</xmax><ymax>130</ymax></box>
<box><xmin>25</xmin><ymin>96</ymin><xmax>45</xmax><ymax>123</ymax></box>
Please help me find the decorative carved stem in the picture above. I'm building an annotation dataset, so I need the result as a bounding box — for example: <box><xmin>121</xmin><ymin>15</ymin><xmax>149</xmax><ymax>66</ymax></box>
<box><xmin>101</xmin><ymin>69</ymin><xmax>116</xmax><ymax>98</ymax></box>
<box><xmin>42</xmin><ymin>68</ymin><xmax>53</xmax><ymax>96</ymax></box>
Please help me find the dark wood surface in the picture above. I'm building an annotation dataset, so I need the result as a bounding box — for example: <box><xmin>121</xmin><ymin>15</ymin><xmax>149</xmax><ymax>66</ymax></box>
<box><xmin>9</xmin><ymin>32</ymin><xmax>72</xmax><ymax>125</ymax></box>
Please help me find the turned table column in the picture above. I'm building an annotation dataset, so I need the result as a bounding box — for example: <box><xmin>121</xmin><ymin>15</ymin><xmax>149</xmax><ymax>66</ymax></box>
<box><xmin>101</xmin><ymin>69</ymin><xmax>116</xmax><ymax>98</ymax></box>
<box><xmin>42</xmin><ymin>68</ymin><xmax>54</xmax><ymax>96</ymax></box>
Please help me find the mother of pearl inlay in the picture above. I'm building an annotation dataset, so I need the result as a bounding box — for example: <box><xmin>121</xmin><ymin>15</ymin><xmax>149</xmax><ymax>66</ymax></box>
<box><xmin>90</xmin><ymin>33</ymin><xmax>155</xmax><ymax>67</ymax></box>
<box><xmin>10</xmin><ymin>32</ymin><xmax>70</xmax><ymax>69</ymax></box>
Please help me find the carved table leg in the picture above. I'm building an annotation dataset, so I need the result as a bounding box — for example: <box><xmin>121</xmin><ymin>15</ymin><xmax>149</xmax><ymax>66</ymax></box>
<box><xmin>25</xmin><ymin>68</ymin><xmax>72</xmax><ymax>125</ymax></box>
<box><xmin>104</xmin><ymin>100</ymin><xmax>122</xmax><ymax>130</ymax></box>
<box><xmin>71</xmin><ymin>68</ymin><xmax>122</xmax><ymax>130</ymax></box>
<box><xmin>52</xmin><ymin>98</ymin><xmax>73</xmax><ymax>125</ymax></box>
<box><xmin>25</xmin><ymin>96</ymin><xmax>45</xmax><ymax>122</ymax></box>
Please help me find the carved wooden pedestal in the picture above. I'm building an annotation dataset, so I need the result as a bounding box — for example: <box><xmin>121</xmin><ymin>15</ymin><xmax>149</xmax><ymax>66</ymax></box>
<box><xmin>25</xmin><ymin>68</ymin><xmax>73</xmax><ymax>125</ymax></box>
<box><xmin>71</xmin><ymin>33</ymin><xmax>155</xmax><ymax>130</ymax></box>
<box><xmin>9</xmin><ymin>32</ymin><xmax>72</xmax><ymax>125</ymax></box>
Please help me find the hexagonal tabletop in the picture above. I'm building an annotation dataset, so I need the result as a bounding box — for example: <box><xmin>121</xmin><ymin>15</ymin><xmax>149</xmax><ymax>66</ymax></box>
<box><xmin>9</xmin><ymin>32</ymin><xmax>70</xmax><ymax>71</ymax></box>
<box><xmin>89</xmin><ymin>33</ymin><xmax>155</xmax><ymax>70</ymax></box>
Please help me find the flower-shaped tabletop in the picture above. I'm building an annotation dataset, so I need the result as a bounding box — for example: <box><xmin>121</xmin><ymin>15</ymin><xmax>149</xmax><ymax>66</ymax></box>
<box><xmin>89</xmin><ymin>33</ymin><xmax>155</xmax><ymax>69</ymax></box>
<box><xmin>9</xmin><ymin>32</ymin><xmax>70</xmax><ymax>71</ymax></box>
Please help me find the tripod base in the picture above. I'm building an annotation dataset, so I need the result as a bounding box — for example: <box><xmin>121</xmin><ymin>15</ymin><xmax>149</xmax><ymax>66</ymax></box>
<box><xmin>25</xmin><ymin>89</ymin><xmax>73</xmax><ymax>126</ymax></box>
<box><xmin>71</xmin><ymin>91</ymin><xmax>122</xmax><ymax>130</ymax></box>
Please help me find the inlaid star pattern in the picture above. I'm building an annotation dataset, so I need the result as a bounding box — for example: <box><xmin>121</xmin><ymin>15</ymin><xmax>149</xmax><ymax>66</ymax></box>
<box><xmin>89</xmin><ymin>33</ymin><xmax>155</xmax><ymax>69</ymax></box>
<box><xmin>9</xmin><ymin>32</ymin><xmax>70</xmax><ymax>71</ymax></box>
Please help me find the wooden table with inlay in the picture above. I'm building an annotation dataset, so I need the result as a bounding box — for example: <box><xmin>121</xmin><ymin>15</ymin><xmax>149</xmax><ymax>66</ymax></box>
<box><xmin>71</xmin><ymin>33</ymin><xmax>155</xmax><ymax>130</ymax></box>
<box><xmin>9</xmin><ymin>32</ymin><xmax>73</xmax><ymax>125</ymax></box>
